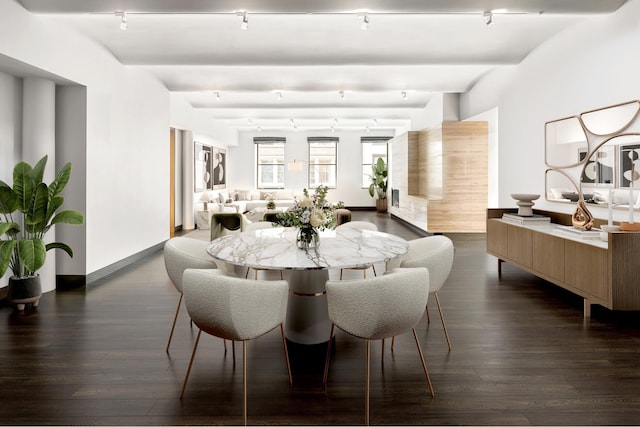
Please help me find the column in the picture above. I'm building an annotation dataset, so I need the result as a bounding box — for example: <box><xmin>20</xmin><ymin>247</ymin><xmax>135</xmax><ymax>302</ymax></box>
<box><xmin>22</xmin><ymin>77</ymin><xmax>56</xmax><ymax>293</ymax></box>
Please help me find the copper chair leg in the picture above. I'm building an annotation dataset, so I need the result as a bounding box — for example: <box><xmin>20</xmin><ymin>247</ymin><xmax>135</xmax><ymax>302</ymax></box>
<box><xmin>180</xmin><ymin>329</ymin><xmax>202</xmax><ymax>399</ymax></box>
<box><xmin>391</xmin><ymin>336</ymin><xmax>395</xmax><ymax>351</ymax></box>
<box><xmin>166</xmin><ymin>294</ymin><xmax>183</xmax><ymax>353</ymax></box>
<box><xmin>365</xmin><ymin>339</ymin><xmax>371</xmax><ymax>426</ymax></box>
<box><xmin>243</xmin><ymin>341</ymin><xmax>248</xmax><ymax>426</ymax></box>
<box><xmin>280</xmin><ymin>324</ymin><xmax>293</xmax><ymax>384</ymax></box>
<box><xmin>323</xmin><ymin>323</ymin><xmax>335</xmax><ymax>384</ymax></box>
<box><xmin>426</xmin><ymin>305</ymin><xmax>431</xmax><ymax>323</ymax></box>
<box><xmin>381</xmin><ymin>338</ymin><xmax>385</xmax><ymax>365</ymax></box>
<box><xmin>412</xmin><ymin>328</ymin><xmax>434</xmax><ymax>397</ymax></box>
<box><xmin>434</xmin><ymin>291</ymin><xmax>452</xmax><ymax>351</ymax></box>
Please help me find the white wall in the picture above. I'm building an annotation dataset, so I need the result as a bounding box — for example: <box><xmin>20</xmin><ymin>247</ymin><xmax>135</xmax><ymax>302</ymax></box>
<box><xmin>0</xmin><ymin>1</ymin><xmax>169</xmax><ymax>277</ymax></box>
<box><xmin>460</xmin><ymin>0</ymin><xmax>640</xmax><ymax>223</ymax></box>
<box><xmin>0</xmin><ymin>71</ymin><xmax>22</xmax><ymax>184</ymax></box>
<box><xmin>228</xmin><ymin>129</ymin><xmax>396</xmax><ymax>207</ymax></box>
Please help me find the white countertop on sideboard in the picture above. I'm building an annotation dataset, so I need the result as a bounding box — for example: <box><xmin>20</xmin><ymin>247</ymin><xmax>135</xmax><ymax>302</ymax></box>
<box><xmin>492</xmin><ymin>218</ymin><xmax>608</xmax><ymax>249</ymax></box>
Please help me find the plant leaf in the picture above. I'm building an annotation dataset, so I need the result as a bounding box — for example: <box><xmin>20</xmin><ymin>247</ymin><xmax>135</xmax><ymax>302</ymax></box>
<box><xmin>0</xmin><ymin>222</ymin><xmax>20</xmax><ymax>236</ymax></box>
<box><xmin>0</xmin><ymin>181</ymin><xmax>19</xmax><ymax>214</ymax></box>
<box><xmin>45</xmin><ymin>242</ymin><xmax>73</xmax><ymax>258</ymax></box>
<box><xmin>49</xmin><ymin>162</ymin><xmax>72</xmax><ymax>197</ymax></box>
<box><xmin>31</xmin><ymin>155</ymin><xmax>48</xmax><ymax>186</ymax></box>
<box><xmin>0</xmin><ymin>240</ymin><xmax>17</xmax><ymax>277</ymax></box>
<box><xmin>18</xmin><ymin>238</ymin><xmax>46</xmax><ymax>274</ymax></box>
<box><xmin>26</xmin><ymin>183</ymin><xmax>49</xmax><ymax>227</ymax></box>
<box><xmin>13</xmin><ymin>161</ymin><xmax>34</xmax><ymax>213</ymax></box>
<box><xmin>51</xmin><ymin>210</ymin><xmax>84</xmax><ymax>225</ymax></box>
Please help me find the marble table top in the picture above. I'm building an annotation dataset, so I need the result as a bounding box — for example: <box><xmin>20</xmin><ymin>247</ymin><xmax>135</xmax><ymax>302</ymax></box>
<box><xmin>207</xmin><ymin>226</ymin><xmax>408</xmax><ymax>271</ymax></box>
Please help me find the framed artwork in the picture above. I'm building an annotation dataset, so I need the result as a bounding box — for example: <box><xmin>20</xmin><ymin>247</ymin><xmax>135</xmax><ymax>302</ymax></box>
<box><xmin>194</xmin><ymin>142</ymin><xmax>213</xmax><ymax>192</ymax></box>
<box><xmin>579</xmin><ymin>147</ymin><xmax>614</xmax><ymax>185</ymax></box>
<box><xmin>213</xmin><ymin>148</ymin><xmax>226</xmax><ymax>189</ymax></box>
<box><xmin>619</xmin><ymin>144</ymin><xmax>640</xmax><ymax>188</ymax></box>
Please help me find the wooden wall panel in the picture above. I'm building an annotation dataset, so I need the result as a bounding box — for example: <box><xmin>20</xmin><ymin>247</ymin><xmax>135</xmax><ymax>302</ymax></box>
<box><xmin>427</xmin><ymin>121</ymin><xmax>488</xmax><ymax>233</ymax></box>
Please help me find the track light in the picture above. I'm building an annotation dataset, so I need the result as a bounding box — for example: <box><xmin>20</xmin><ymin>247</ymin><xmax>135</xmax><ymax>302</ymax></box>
<box><xmin>276</xmin><ymin>91</ymin><xmax>283</xmax><ymax>101</ymax></box>
<box><xmin>115</xmin><ymin>11</ymin><xmax>127</xmax><ymax>30</ymax></box>
<box><xmin>401</xmin><ymin>91</ymin><xmax>408</xmax><ymax>100</ymax></box>
<box><xmin>215</xmin><ymin>91</ymin><xmax>220</xmax><ymax>101</ymax></box>
<box><xmin>237</xmin><ymin>11</ymin><xmax>248</xmax><ymax>30</ymax></box>
<box><xmin>483</xmin><ymin>11</ymin><xmax>494</xmax><ymax>28</ymax></box>
<box><xmin>360</xmin><ymin>13</ymin><xmax>370</xmax><ymax>30</ymax></box>
<box><xmin>257</xmin><ymin>126</ymin><xmax>262</xmax><ymax>132</ymax></box>
<box><xmin>339</xmin><ymin>90</ymin><xmax>345</xmax><ymax>100</ymax></box>
<box><xmin>372</xmin><ymin>119</ymin><xmax>378</xmax><ymax>126</ymax></box>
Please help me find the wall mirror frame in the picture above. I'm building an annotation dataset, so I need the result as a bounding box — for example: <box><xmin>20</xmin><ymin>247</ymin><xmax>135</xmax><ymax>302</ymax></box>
<box><xmin>579</xmin><ymin>100</ymin><xmax>640</xmax><ymax>137</ymax></box>
<box><xmin>545</xmin><ymin>116</ymin><xmax>588</xmax><ymax>169</ymax></box>
<box><xmin>545</xmin><ymin>100</ymin><xmax>640</xmax><ymax>211</ymax></box>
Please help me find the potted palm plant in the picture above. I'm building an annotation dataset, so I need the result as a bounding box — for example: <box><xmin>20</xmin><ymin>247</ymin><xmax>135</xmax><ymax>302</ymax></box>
<box><xmin>368</xmin><ymin>157</ymin><xmax>388</xmax><ymax>213</ymax></box>
<box><xmin>0</xmin><ymin>155</ymin><xmax>84</xmax><ymax>310</ymax></box>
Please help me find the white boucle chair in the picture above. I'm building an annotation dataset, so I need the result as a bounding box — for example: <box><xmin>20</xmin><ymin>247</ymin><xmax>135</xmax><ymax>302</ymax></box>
<box><xmin>323</xmin><ymin>268</ymin><xmax>434</xmax><ymax>425</ymax></box>
<box><xmin>336</xmin><ymin>221</ymin><xmax>379</xmax><ymax>279</ymax></box>
<box><xmin>179</xmin><ymin>269</ymin><xmax>292</xmax><ymax>426</ymax></box>
<box><xmin>387</xmin><ymin>235</ymin><xmax>455</xmax><ymax>350</ymax></box>
<box><xmin>163</xmin><ymin>237</ymin><xmax>222</xmax><ymax>353</ymax></box>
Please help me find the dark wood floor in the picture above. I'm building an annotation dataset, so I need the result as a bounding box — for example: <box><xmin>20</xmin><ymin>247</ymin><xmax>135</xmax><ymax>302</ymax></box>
<box><xmin>2</xmin><ymin>212</ymin><xmax>640</xmax><ymax>425</ymax></box>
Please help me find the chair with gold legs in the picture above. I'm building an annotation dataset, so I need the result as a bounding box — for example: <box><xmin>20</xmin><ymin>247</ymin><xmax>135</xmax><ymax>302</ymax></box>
<box><xmin>180</xmin><ymin>269</ymin><xmax>292</xmax><ymax>426</ymax></box>
<box><xmin>336</xmin><ymin>221</ymin><xmax>379</xmax><ymax>279</ymax></box>
<box><xmin>387</xmin><ymin>235</ymin><xmax>455</xmax><ymax>351</ymax></box>
<box><xmin>163</xmin><ymin>236</ymin><xmax>223</xmax><ymax>353</ymax></box>
<box><xmin>323</xmin><ymin>268</ymin><xmax>434</xmax><ymax>425</ymax></box>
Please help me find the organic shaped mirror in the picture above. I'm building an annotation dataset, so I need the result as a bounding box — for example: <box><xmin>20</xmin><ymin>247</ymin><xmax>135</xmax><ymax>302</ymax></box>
<box><xmin>580</xmin><ymin>100</ymin><xmax>640</xmax><ymax>136</ymax></box>
<box><xmin>545</xmin><ymin>168</ymin><xmax>580</xmax><ymax>203</ymax></box>
<box><xmin>579</xmin><ymin>133</ymin><xmax>640</xmax><ymax>208</ymax></box>
<box><xmin>545</xmin><ymin>116</ymin><xmax>588</xmax><ymax>169</ymax></box>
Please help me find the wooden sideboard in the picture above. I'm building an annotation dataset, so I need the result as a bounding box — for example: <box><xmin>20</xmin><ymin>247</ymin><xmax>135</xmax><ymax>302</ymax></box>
<box><xmin>487</xmin><ymin>208</ymin><xmax>640</xmax><ymax>316</ymax></box>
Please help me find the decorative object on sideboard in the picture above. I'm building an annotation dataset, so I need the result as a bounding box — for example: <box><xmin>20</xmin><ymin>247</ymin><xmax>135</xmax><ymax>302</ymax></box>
<box><xmin>600</xmin><ymin>224</ymin><xmax>621</xmax><ymax>242</ymax></box>
<box><xmin>510</xmin><ymin>193</ymin><xmax>540</xmax><ymax>216</ymax></box>
<box><xmin>571</xmin><ymin>197</ymin><xmax>594</xmax><ymax>231</ymax></box>
<box><xmin>501</xmin><ymin>213</ymin><xmax>550</xmax><ymax>225</ymax></box>
<box><xmin>620</xmin><ymin>221</ymin><xmax>640</xmax><ymax>231</ymax></box>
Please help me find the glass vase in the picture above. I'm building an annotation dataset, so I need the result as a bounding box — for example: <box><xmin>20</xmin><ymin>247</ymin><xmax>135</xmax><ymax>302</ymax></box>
<box><xmin>296</xmin><ymin>227</ymin><xmax>320</xmax><ymax>250</ymax></box>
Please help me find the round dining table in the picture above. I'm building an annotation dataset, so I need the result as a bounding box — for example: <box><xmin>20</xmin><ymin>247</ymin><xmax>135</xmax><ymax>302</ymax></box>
<box><xmin>207</xmin><ymin>226</ymin><xmax>409</xmax><ymax>345</ymax></box>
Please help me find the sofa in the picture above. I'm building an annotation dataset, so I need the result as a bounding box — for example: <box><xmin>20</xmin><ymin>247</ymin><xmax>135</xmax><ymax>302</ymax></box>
<box><xmin>211</xmin><ymin>189</ymin><xmax>299</xmax><ymax>214</ymax></box>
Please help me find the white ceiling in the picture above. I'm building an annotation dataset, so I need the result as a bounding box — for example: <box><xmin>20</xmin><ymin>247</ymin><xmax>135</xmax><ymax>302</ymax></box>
<box><xmin>16</xmin><ymin>0</ymin><xmax>628</xmax><ymax>134</ymax></box>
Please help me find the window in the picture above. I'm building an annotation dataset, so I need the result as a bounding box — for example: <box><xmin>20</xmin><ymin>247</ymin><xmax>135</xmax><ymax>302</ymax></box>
<box><xmin>308</xmin><ymin>137</ymin><xmax>338</xmax><ymax>188</ymax></box>
<box><xmin>255</xmin><ymin>137</ymin><xmax>285</xmax><ymax>189</ymax></box>
<box><xmin>361</xmin><ymin>137</ymin><xmax>390</xmax><ymax>187</ymax></box>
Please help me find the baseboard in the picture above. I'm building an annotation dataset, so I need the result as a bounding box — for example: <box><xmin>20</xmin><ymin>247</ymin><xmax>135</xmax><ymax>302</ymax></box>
<box><xmin>390</xmin><ymin>214</ymin><xmax>430</xmax><ymax>237</ymax></box>
<box><xmin>86</xmin><ymin>241</ymin><xmax>165</xmax><ymax>285</ymax></box>
<box><xmin>344</xmin><ymin>206</ymin><xmax>376</xmax><ymax>211</ymax></box>
<box><xmin>56</xmin><ymin>275</ymin><xmax>86</xmax><ymax>291</ymax></box>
